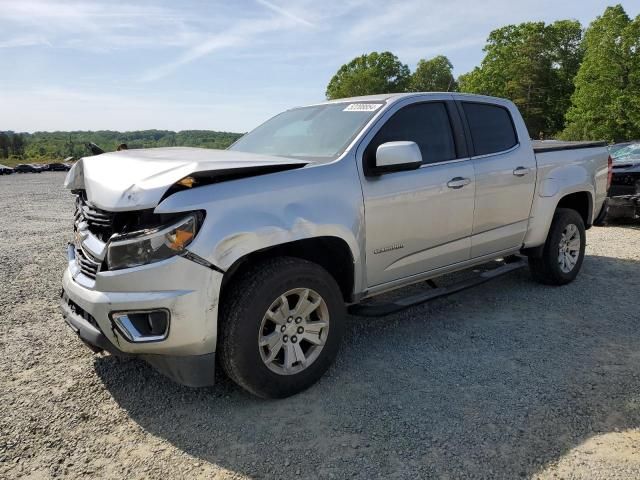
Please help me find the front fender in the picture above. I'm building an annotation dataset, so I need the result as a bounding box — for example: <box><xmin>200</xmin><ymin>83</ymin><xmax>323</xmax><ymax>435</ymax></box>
<box><xmin>210</xmin><ymin>216</ymin><xmax>360</xmax><ymax>271</ymax></box>
<box><xmin>155</xmin><ymin>159</ymin><xmax>366</xmax><ymax>293</ymax></box>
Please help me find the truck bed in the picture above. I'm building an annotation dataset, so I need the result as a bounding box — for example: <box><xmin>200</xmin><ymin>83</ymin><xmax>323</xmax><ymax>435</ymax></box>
<box><xmin>532</xmin><ymin>140</ymin><xmax>608</xmax><ymax>153</ymax></box>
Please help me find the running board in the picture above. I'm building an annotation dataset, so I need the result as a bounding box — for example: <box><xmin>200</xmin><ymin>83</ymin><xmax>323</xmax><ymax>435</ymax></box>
<box><xmin>348</xmin><ymin>257</ymin><xmax>527</xmax><ymax>317</ymax></box>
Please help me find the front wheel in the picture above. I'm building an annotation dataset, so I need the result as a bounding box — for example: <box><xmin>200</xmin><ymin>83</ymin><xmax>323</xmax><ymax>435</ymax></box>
<box><xmin>218</xmin><ymin>257</ymin><xmax>345</xmax><ymax>398</ymax></box>
<box><xmin>528</xmin><ymin>208</ymin><xmax>586</xmax><ymax>285</ymax></box>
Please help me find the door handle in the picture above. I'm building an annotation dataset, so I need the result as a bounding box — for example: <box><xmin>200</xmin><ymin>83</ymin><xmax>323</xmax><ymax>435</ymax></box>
<box><xmin>513</xmin><ymin>166</ymin><xmax>530</xmax><ymax>177</ymax></box>
<box><xmin>447</xmin><ymin>177</ymin><xmax>471</xmax><ymax>189</ymax></box>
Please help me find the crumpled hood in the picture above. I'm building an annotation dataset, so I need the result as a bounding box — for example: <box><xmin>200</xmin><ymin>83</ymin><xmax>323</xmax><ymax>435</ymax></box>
<box><xmin>64</xmin><ymin>147</ymin><xmax>308</xmax><ymax>211</ymax></box>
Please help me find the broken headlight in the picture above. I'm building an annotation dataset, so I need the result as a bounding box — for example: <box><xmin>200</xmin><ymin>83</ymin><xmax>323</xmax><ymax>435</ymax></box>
<box><xmin>106</xmin><ymin>213</ymin><xmax>200</xmax><ymax>270</ymax></box>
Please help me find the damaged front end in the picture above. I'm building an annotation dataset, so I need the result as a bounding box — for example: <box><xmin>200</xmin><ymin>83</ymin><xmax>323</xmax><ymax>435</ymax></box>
<box><xmin>63</xmin><ymin>146</ymin><xmax>308</xmax><ymax>211</ymax></box>
<box><xmin>608</xmin><ymin>161</ymin><xmax>640</xmax><ymax>220</ymax></box>
<box><xmin>60</xmin><ymin>147</ymin><xmax>309</xmax><ymax>386</ymax></box>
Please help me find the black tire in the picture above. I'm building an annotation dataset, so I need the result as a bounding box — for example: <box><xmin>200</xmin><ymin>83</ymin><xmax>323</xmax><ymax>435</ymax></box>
<box><xmin>528</xmin><ymin>208</ymin><xmax>586</xmax><ymax>285</ymax></box>
<box><xmin>218</xmin><ymin>257</ymin><xmax>345</xmax><ymax>398</ymax></box>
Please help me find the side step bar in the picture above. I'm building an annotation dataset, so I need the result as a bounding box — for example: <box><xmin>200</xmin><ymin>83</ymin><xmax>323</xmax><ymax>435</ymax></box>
<box><xmin>348</xmin><ymin>257</ymin><xmax>528</xmax><ymax>317</ymax></box>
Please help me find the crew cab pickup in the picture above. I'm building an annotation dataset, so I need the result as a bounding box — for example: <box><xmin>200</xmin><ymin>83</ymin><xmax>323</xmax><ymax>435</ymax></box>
<box><xmin>60</xmin><ymin>93</ymin><xmax>610</xmax><ymax>398</ymax></box>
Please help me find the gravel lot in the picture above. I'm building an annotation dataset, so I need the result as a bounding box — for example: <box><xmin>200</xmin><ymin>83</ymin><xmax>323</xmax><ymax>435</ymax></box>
<box><xmin>1</xmin><ymin>172</ymin><xmax>639</xmax><ymax>479</ymax></box>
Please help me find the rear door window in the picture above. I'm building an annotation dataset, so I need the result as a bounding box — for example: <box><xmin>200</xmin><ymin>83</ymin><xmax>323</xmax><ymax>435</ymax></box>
<box><xmin>462</xmin><ymin>102</ymin><xmax>518</xmax><ymax>156</ymax></box>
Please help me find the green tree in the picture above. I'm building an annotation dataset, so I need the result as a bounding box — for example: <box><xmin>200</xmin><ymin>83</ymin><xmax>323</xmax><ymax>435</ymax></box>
<box><xmin>326</xmin><ymin>51</ymin><xmax>410</xmax><ymax>99</ymax></box>
<box><xmin>66</xmin><ymin>134</ymin><xmax>74</xmax><ymax>158</ymax></box>
<box><xmin>563</xmin><ymin>5</ymin><xmax>639</xmax><ymax>141</ymax></box>
<box><xmin>457</xmin><ymin>68</ymin><xmax>482</xmax><ymax>94</ymax></box>
<box><xmin>622</xmin><ymin>14</ymin><xmax>640</xmax><ymax>135</ymax></box>
<box><xmin>459</xmin><ymin>20</ymin><xmax>583</xmax><ymax>137</ymax></box>
<box><xmin>10</xmin><ymin>133</ymin><xmax>25</xmax><ymax>158</ymax></box>
<box><xmin>0</xmin><ymin>133</ymin><xmax>9</xmax><ymax>159</ymax></box>
<box><xmin>409</xmin><ymin>55</ymin><xmax>457</xmax><ymax>92</ymax></box>
<box><xmin>545</xmin><ymin>20</ymin><xmax>584</xmax><ymax>134</ymax></box>
<box><xmin>0</xmin><ymin>130</ymin><xmax>243</xmax><ymax>166</ymax></box>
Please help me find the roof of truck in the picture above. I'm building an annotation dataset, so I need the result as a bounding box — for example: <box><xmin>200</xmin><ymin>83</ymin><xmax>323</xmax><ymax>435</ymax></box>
<box><xmin>322</xmin><ymin>93</ymin><xmax>414</xmax><ymax>103</ymax></box>
<box><xmin>309</xmin><ymin>92</ymin><xmax>514</xmax><ymax>107</ymax></box>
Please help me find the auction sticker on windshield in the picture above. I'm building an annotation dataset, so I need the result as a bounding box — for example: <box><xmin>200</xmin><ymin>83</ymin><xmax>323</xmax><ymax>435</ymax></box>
<box><xmin>343</xmin><ymin>103</ymin><xmax>383</xmax><ymax>112</ymax></box>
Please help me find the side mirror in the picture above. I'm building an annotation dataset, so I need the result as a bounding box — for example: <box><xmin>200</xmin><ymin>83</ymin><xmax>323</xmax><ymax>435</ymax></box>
<box><xmin>374</xmin><ymin>141</ymin><xmax>422</xmax><ymax>174</ymax></box>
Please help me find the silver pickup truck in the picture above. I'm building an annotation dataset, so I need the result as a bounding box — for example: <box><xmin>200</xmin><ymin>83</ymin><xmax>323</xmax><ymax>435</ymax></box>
<box><xmin>60</xmin><ymin>93</ymin><xmax>610</xmax><ymax>398</ymax></box>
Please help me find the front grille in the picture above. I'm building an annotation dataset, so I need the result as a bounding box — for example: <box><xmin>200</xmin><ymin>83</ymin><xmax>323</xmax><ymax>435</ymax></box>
<box><xmin>75</xmin><ymin>196</ymin><xmax>115</xmax><ymax>236</ymax></box>
<box><xmin>76</xmin><ymin>247</ymin><xmax>101</xmax><ymax>279</ymax></box>
<box><xmin>70</xmin><ymin>192</ymin><xmax>197</xmax><ymax>280</ymax></box>
<box><xmin>81</xmin><ymin>203</ymin><xmax>113</xmax><ymax>227</ymax></box>
<box><xmin>74</xmin><ymin>193</ymin><xmax>178</xmax><ymax>241</ymax></box>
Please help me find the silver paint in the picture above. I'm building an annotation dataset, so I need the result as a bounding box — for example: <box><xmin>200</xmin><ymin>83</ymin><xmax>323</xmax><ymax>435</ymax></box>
<box><xmin>62</xmin><ymin>92</ymin><xmax>609</xmax><ymax>360</ymax></box>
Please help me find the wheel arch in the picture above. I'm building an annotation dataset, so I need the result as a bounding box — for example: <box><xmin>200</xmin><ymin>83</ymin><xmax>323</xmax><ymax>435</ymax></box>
<box><xmin>220</xmin><ymin>236</ymin><xmax>356</xmax><ymax>304</ymax></box>
<box><xmin>523</xmin><ymin>188</ymin><xmax>594</xmax><ymax>256</ymax></box>
<box><xmin>556</xmin><ymin>190</ymin><xmax>593</xmax><ymax>228</ymax></box>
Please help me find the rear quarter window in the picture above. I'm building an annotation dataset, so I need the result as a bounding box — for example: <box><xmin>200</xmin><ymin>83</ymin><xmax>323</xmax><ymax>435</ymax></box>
<box><xmin>462</xmin><ymin>102</ymin><xmax>518</xmax><ymax>156</ymax></box>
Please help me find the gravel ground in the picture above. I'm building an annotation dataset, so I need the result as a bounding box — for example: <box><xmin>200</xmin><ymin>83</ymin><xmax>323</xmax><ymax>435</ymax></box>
<box><xmin>1</xmin><ymin>172</ymin><xmax>639</xmax><ymax>480</ymax></box>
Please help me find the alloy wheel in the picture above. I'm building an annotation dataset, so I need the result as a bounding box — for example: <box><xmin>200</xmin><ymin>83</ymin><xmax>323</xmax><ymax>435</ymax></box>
<box><xmin>558</xmin><ymin>223</ymin><xmax>581</xmax><ymax>273</ymax></box>
<box><xmin>258</xmin><ymin>288</ymin><xmax>329</xmax><ymax>375</ymax></box>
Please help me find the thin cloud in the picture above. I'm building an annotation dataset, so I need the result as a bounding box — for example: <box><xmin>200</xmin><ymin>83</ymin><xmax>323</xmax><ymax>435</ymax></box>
<box><xmin>138</xmin><ymin>17</ymin><xmax>293</xmax><ymax>82</ymax></box>
<box><xmin>140</xmin><ymin>0</ymin><xmax>316</xmax><ymax>82</ymax></box>
<box><xmin>139</xmin><ymin>32</ymin><xmax>246</xmax><ymax>82</ymax></box>
<box><xmin>138</xmin><ymin>9</ymin><xmax>310</xmax><ymax>83</ymax></box>
<box><xmin>0</xmin><ymin>35</ymin><xmax>51</xmax><ymax>48</ymax></box>
<box><xmin>255</xmin><ymin>0</ymin><xmax>315</xmax><ymax>28</ymax></box>
<box><xmin>0</xmin><ymin>0</ymin><xmax>202</xmax><ymax>50</ymax></box>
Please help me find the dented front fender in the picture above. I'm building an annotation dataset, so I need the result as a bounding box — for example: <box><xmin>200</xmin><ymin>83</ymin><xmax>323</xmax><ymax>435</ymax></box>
<box><xmin>155</xmin><ymin>155</ymin><xmax>366</xmax><ymax>294</ymax></box>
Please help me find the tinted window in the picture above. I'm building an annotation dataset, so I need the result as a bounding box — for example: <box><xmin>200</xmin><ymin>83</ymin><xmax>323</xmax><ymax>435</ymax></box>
<box><xmin>462</xmin><ymin>102</ymin><xmax>518</xmax><ymax>156</ymax></box>
<box><xmin>366</xmin><ymin>102</ymin><xmax>456</xmax><ymax>169</ymax></box>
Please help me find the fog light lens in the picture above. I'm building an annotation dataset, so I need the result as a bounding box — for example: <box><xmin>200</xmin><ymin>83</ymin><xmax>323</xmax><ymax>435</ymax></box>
<box><xmin>110</xmin><ymin>310</ymin><xmax>170</xmax><ymax>343</ymax></box>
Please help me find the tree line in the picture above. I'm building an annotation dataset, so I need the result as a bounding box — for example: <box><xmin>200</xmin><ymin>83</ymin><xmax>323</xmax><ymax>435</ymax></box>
<box><xmin>0</xmin><ymin>130</ymin><xmax>243</xmax><ymax>165</ymax></box>
<box><xmin>0</xmin><ymin>132</ymin><xmax>26</xmax><ymax>160</ymax></box>
<box><xmin>325</xmin><ymin>4</ymin><xmax>640</xmax><ymax>142</ymax></box>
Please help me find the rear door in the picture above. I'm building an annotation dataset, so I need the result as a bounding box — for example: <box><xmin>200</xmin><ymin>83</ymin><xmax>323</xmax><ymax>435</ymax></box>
<box><xmin>459</xmin><ymin>101</ymin><xmax>536</xmax><ymax>258</ymax></box>
<box><xmin>358</xmin><ymin>96</ymin><xmax>476</xmax><ymax>287</ymax></box>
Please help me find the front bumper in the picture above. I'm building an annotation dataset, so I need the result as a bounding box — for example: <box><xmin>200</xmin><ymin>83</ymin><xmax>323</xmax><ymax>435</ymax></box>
<box><xmin>608</xmin><ymin>171</ymin><xmax>640</xmax><ymax>219</ymax></box>
<box><xmin>607</xmin><ymin>195</ymin><xmax>640</xmax><ymax>220</ymax></box>
<box><xmin>60</xmin><ymin>247</ymin><xmax>224</xmax><ymax>387</ymax></box>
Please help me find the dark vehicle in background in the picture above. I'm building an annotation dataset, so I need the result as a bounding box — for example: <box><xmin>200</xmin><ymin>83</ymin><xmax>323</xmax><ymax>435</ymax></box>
<box><xmin>608</xmin><ymin>142</ymin><xmax>640</xmax><ymax>220</ymax></box>
<box><xmin>14</xmin><ymin>164</ymin><xmax>43</xmax><ymax>173</ymax></box>
<box><xmin>46</xmin><ymin>162</ymin><xmax>72</xmax><ymax>172</ymax></box>
<box><xmin>0</xmin><ymin>164</ymin><xmax>14</xmax><ymax>175</ymax></box>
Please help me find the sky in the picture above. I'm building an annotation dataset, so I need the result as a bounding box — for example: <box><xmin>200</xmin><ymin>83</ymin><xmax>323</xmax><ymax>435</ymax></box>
<box><xmin>0</xmin><ymin>0</ymin><xmax>637</xmax><ymax>133</ymax></box>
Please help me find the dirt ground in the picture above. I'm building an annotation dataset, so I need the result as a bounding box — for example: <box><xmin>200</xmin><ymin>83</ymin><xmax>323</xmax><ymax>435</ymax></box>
<box><xmin>1</xmin><ymin>172</ymin><xmax>639</xmax><ymax>479</ymax></box>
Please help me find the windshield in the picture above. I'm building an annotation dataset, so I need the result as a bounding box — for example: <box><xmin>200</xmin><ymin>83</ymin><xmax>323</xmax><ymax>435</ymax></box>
<box><xmin>229</xmin><ymin>102</ymin><xmax>384</xmax><ymax>161</ymax></box>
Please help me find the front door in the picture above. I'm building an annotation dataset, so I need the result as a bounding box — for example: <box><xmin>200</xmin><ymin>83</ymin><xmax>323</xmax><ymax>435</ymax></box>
<box><xmin>359</xmin><ymin>98</ymin><xmax>476</xmax><ymax>287</ymax></box>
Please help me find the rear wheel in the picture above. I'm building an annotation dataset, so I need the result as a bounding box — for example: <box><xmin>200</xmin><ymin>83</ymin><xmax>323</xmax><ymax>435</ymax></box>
<box><xmin>528</xmin><ymin>208</ymin><xmax>586</xmax><ymax>285</ymax></box>
<box><xmin>218</xmin><ymin>257</ymin><xmax>345</xmax><ymax>398</ymax></box>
